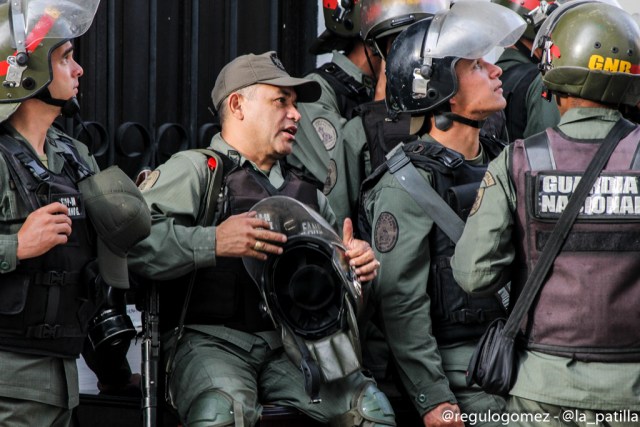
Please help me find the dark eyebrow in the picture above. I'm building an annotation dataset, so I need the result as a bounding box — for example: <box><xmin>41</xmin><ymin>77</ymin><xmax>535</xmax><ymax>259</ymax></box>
<box><xmin>62</xmin><ymin>46</ymin><xmax>74</xmax><ymax>57</ymax></box>
<box><xmin>278</xmin><ymin>88</ymin><xmax>294</xmax><ymax>98</ymax></box>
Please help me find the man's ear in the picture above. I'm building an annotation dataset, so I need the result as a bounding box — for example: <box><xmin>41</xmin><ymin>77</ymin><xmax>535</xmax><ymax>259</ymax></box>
<box><xmin>228</xmin><ymin>92</ymin><xmax>244</xmax><ymax>119</ymax></box>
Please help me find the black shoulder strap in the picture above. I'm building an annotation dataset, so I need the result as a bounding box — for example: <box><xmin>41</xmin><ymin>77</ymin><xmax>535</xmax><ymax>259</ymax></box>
<box><xmin>524</xmin><ymin>130</ymin><xmax>555</xmax><ymax>170</ymax></box>
<box><xmin>312</xmin><ymin>62</ymin><xmax>372</xmax><ymax>119</ymax></box>
<box><xmin>163</xmin><ymin>147</ymin><xmax>226</xmax><ymax>410</ymax></box>
<box><xmin>0</xmin><ymin>134</ymin><xmax>48</xmax><ymax>211</ymax></box>
<box><xmin>504</xmin><ymin>118</ymin><xmax>637</xmax><ymax>339</ymax></box>
<box><xmin>385</xmin><ymin>144</ymin><xmax>465</xmax><ymax>243</ymax></box>
<box><xmin>52</xmin><ymin>134</ymin><xmax>94</xmax><ymax>181</ymax></box>
<box><xmin>190</xmin><ymin>148</ymin><xmax>225</xmax><ymax>227</ymax></box>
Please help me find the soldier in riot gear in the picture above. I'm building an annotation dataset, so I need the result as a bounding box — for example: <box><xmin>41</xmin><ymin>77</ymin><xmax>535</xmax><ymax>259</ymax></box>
<box><xmin>358</xmin><ymin>0</ymin><xmax>450</xmax><ymax>171</ymax></box>
<box><xmin>490</xmin><ymin>0</ymin><xmax>563</xmax><ymax>140</ymax></box>
<box><xmin>288</xmin><ymin>0</ymin><xmax>381</xmax><ymax>231</ymax></box>
<box><xmin>0</xmin><ymin>0</ymin><xmax>150</xmax><ymax>424</ymax></box>
<box><xmin>359</xmin><ymin>2</ymin><xmax>526</xmax><ymax>425</ymax></box>
<box><xmin>129</xmin><ymin>51</ymin><xmax>394</xmax><ymax>427</ymax></box>
<box><xmin>452</xmin><ymin>1</ymin><xmax>640</xmax><ymax>425</ymax></box>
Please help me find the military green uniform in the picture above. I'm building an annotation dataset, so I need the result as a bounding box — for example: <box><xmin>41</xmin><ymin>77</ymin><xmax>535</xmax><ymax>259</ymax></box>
<box><xmin>289</xmin><ymin>51</ymin><xmax>372</xmax><ymax>229</ymax></box>
<box><xmin>129</xmin><ymin>133</ymin><xmax>395</xmax><ymax>427</ymax></box>
<box><xmin>496</xmin><ymin>48</ymin><xmax>560</xmax><ymax>139</ymax></box>
<box><xmin>451</xmin><ymin>108</ymin><xmax>640</xmax><ymax>426</ymax></box>
<box><xmin>361</xmin><ymin>134</ymin><xmax>505</xmax><ymax>424</ymax></box>
<box><xmin>0</xmin><ymin>125</ymin><xmax>99</xmax><ymax>426</ymax></box>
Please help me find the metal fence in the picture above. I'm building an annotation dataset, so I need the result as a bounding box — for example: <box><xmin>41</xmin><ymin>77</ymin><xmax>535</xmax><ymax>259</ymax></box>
<box><xmin>61</xmin><ymin>0</ymin><xmax>317</xmax><ymax>179</ymax></box>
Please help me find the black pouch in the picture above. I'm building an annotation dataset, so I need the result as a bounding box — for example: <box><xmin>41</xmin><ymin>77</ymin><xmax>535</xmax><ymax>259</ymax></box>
<box><xmin>466</xmin><ymin>317</ymin><xmax>517</xmax><ymax>397</ymax></box>
<box><xmin>0</xmin><ymin>274</ymin><xmax>29</xmax><ymax>315</ymax></box>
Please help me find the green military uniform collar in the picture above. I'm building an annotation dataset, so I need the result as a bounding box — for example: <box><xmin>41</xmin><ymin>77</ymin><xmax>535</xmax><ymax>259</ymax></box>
<box><xmin>557</xmin><ymin>107</ymin><xmax>622</xmax><ymax>140</ymax></box>
<box><xmin>210</xmin><ymin>133</ymin><xmax>285</xmax><ymax>187</ymax></box>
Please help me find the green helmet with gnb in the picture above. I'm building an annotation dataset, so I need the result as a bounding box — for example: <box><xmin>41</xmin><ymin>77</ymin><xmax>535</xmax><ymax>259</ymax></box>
<box><xmin>0</xmin><ymin>0</ymin><xmax>99</xmax><ymax>118</ymax></box>
<box><xmin>533</xmin><ymin>0</ymin><xmax>640</xmax><ymax>107</ymax></box>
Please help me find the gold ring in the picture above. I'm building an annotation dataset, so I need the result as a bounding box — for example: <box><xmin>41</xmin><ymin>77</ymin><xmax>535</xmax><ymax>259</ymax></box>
<box><xmin>254</xmin><ymin>241</ymin><xmax>263</xmax><ymax>251</ymax></box>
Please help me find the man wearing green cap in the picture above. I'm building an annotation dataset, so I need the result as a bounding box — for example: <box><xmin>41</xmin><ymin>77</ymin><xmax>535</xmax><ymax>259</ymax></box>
<box><xmin>0</xmin><ymin>0</ymin><xmax>150</xmax><ymax>425</ymax></box>
<box><xmin>130</xmin><ymin>51</ymin><xmax>396</xmax><ymax>427</ymax></box>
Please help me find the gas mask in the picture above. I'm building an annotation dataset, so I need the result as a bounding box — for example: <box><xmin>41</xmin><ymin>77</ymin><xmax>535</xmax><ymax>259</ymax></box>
<box><xmin>88</xmin><ymin>286</ymin><xmax>136</xmax><ymax>358</ymax></box>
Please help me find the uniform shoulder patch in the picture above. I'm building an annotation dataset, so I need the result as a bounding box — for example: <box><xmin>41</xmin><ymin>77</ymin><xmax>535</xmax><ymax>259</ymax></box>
<box><xmin>312</xmin><ymin>117</ymin><xmax>337</xmax><ymax>151</ymax></box>
<box><xmin>323</xmin><ymin>159</ymin><xmax>338</xmax><ymax>195</ymax></box>
<box><xmin>469</xmin><ymin>171</ymin><xmax>495</xmax><ymax>217</ymax></box>
<box><xmin>374</xmin><ymin>212</ymin><xmax>399</xmax><ymax>253</ymax></box>
<box><xmin>138</xmin><ymin>170</ymin><xmax>160</xmax><ymax>191</ymax></box>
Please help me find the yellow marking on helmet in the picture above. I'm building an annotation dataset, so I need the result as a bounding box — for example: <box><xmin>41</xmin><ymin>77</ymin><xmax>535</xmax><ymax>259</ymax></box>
<box><xmin>588</xmin><ymin>55</ymin><xmax>632</xmax><ymax>73</ymax></box>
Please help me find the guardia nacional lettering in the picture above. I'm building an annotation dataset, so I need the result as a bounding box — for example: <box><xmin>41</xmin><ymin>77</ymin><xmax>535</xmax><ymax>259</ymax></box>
<box><xmin>536</xmin><ymin>174</ymin><xmax>640</xmax><ymax>216</ymax></box>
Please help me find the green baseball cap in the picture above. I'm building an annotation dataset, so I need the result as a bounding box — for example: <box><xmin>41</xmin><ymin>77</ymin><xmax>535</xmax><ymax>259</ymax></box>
<box><xmin>78</xmin><ymin>166</ymin><xmax>151</xmax><ymax>289</ymax></box>
<box><xmin>211</xmin><ymin>51</ymin><xmax>321</xmax><ymax>110</ymax></box>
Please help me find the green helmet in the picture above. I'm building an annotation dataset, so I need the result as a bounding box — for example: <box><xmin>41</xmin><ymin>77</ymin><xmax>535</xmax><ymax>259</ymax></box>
<box><xmin>360</xmin><ymin>0</ymin><xmax>450</xmax><ymax>57</ymax></box>
<box><xmin>490</xmin><ymin>0</ymin><xmax>559</xmax><ymax>40</ymax></box>
<box><xmin>533</xmin><ymin>0</ymin><xmax>640</xmax><ymax>106</ymax></box>
<box><xmin>310</xmin><ymin>0</ymin><xmax>361</xmax><ymax>55</ymax></box>
<box><xmin>0</xmin><ymin>0</ymin><xmax>99</xmax><ymax>104</ymax></box>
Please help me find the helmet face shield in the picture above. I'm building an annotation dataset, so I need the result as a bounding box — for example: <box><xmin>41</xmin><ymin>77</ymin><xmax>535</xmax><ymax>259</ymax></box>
<box><xmin>242</xmin><ymin>196</ymin><xmax>363</xmax><ymax>340</ymax></box>
<box><xmin>385</xmin><ymin>1</ymin><xmax>525</xmax><ymax>114</ymax></box>
<box><xmin>21</xmin><ymin>0</ymin><xmax>100</xmax><ymax>40</ymax></box>
<box><xmin>425</xmin><ymin>2</ymin><xmax>525</xmax><ymax>60</ymax></box>
<box><xmin>0</xmin><ymin>0</ymin><xmax>100</xmax><ymax>103</ymax></box>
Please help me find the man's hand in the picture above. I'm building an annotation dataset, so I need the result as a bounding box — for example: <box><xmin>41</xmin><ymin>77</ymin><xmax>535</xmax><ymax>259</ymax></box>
<box><xmin>342</xmin><ymin>218</ymin><xmax>379</xmax><ymax>282</ymax></box>
<box><xmin>423</xmin><ymin>402</ymin><xmax>464</xmax><ymax>427</ymax></box>
<box><xmin>215</xmin><ymin>211</ymin><xmax>287</xmax><ymax>260</ymax></box>
<box><xmin>17</xmin><ymin>202</ymin><xmax>72</xmax><ymax>260</ymax></box>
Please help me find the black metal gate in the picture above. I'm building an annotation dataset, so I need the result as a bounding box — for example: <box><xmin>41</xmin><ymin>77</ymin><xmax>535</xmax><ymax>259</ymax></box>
<box><xmin>63</xmin><ymin>0</ymin><xmax>318</xmax><ymax>179</ymax></box>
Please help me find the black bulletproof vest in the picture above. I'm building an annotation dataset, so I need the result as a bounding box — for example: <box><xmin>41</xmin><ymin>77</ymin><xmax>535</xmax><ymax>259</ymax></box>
<box><xmin>356</xmin><ymin>99</ymin><xmax>419</xmax><ymax>171</ymax></box>
<box><xmin>159</xmin><ymin>152</ymin><xmax>320</xmax><ymax>334</ymax></box>
<box><xmin>312</xmin><ymin>62</ymin><xmax>373</xmax><ymax>120</ymax></box>
<box><xmin>0</xmin><ymin>133</ymin><xmax>100</xmax><ymax>357</ymax></box>
<box><xmin>361</xmin><ymin>139</ymin><xmax>506</xmax><ymax>344</ymax></box>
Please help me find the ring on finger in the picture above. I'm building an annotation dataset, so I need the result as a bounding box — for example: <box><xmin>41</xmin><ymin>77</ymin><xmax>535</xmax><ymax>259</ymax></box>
<box><xmin>254</xmin><ymin>241</ymin><xmax>263</xmax><ymax>251</ymax></box>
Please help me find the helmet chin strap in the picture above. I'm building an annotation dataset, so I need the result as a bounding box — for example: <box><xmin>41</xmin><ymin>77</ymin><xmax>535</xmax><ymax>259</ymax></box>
<box><xmin>434</xmin><ymin>112</ymin><xmax>485</xmax><ymax>131</ymax></box>
<box><xmin>35</xmin><ymin>89</ymin><xmax>80</xmax><ymax>118</ymax></box>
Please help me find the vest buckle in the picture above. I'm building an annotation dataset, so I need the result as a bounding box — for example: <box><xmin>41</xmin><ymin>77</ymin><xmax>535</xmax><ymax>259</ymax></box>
<box><xmin>27</xmin><ymin>324</ymin><xmax>61</xmax><ymax>339</ymax></box>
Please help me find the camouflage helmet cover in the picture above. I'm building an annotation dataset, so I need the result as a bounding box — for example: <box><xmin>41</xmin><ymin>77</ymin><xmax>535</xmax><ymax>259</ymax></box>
<box><xmin>534</xmin><ymin>0</ymin><xmax>640</xmax><ymax>106</ymax></box>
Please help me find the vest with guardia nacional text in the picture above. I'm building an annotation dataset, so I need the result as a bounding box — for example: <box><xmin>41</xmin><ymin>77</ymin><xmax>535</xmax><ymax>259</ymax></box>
<box><xmin>510</xmin><ymin>123</ymin><xmax>640</xmax><ymax>361</ymax></box>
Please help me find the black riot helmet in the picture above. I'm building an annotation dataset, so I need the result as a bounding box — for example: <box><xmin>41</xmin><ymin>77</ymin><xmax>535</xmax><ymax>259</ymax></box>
<box><xmin>385</xmin><ymin>1</ymin><xmax>526</xmax><ymax>116</ymax></box>
<box><xmin>243</xmin><ymin>196</ymin><xmax>363</xmax><ymax>340</ymax></box>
